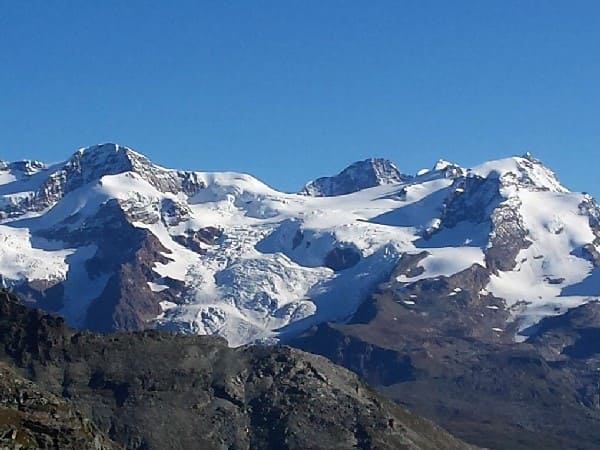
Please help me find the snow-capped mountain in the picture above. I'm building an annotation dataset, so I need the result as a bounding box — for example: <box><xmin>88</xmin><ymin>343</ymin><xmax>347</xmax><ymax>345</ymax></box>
<box><xmin>302</xmin><ymin>158</ymin><xmax>411</xmax><ymax>196</ymax></box>
<box><xmin>0</xmin><ymin>144</ymin><xmax>598</xmax><ymax>345</ymax></box>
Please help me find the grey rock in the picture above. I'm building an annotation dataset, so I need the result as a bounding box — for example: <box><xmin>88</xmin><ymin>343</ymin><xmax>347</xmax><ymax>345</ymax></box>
<box><xmin>302</xmin><ymin>158</ymin><xmax>411</xmax><ymax>197</ymax></box>
<box><xmin>0</xmin><ymin>290</ymin><xmax>474</xmax><ymax>450</ymax></box>
<box><xmin>0</xmin><ymin>362</ymin><xmax>120</xmax><ymax>449</ymax></box>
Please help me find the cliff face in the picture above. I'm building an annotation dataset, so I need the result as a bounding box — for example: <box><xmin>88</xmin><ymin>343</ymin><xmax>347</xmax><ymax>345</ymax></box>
<box><xmin>301</xmin><ymin>158</ymin><xmax>411</xmax><ymax>196</ymax></box>
<box><xmin>0</xmin><ymin>291</ymin><xmax>474</xmax><ymax>450</ymax></box>
<box><xmin>0</xmin><ymin>361</ymin><xmax>121</xmax><ymax>450</ymax></box>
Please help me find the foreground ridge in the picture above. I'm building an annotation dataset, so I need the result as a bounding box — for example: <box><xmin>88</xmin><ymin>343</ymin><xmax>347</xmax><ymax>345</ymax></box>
<box><xmin>0</xmin><ymin>290</ymin><xmax>474</xmax><ymax>450</ymax></box>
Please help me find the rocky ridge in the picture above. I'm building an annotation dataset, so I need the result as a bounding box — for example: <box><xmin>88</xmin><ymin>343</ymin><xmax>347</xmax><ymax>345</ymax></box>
<box><xmin>302</xmin><ymin>158</ymin><xmax>411</xmax><ymax>196</ymax></box>
<box><xmin>0</xmin><ymin>290</ymin><xmax>473</xmax><ymax>450</ymax></box>
<box><xmin>0</xmin><ymin>360</ymin><xmax>121</xmax><ymax>449</ymax></box>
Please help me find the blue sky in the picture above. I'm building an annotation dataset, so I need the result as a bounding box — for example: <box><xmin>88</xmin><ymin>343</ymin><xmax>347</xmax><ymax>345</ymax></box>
<box><xmin>1</xmin><ymin>1</ymin><xmax>599</xmax><ymax>196</ymax></box>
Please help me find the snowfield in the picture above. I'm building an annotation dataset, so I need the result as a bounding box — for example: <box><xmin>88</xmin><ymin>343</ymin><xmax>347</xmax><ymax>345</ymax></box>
<box><xmin>0</xmin><ymin>145</ymin><xmax>598</xmax><ymax>345</ymax></box>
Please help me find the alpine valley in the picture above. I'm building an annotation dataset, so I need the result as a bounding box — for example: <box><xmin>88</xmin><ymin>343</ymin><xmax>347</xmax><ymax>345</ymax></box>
<box><xmin>1</xmin><ymin>143</ymin><xmax>600</xmax><ymax>448</ymax></box>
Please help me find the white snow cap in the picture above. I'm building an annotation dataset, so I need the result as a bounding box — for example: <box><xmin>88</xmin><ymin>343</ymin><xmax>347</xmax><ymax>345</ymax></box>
<box><xmin>0</xmin><ymin>145</ymin><xmax>596</xmax><ymax>346</ymax></box>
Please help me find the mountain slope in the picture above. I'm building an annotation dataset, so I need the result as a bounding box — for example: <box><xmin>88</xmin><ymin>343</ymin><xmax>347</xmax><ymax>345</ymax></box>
<box><xmin>290</xmin><ymin>276</ymin><xmax>600</xmax><ymax>449</ymax></box>
<box><xmin>0</xmin><ymin>145</ymin><xmax>598</xmax><ymax>347</ymax></box>
<box><xmin>0</xmin><ymin>289</ymin><xmax>474</xmax><ymax>450</ymax></box>
<box><xmin>0</xmin><ymin>360</ymin><xmax>121</xmax><ymax>449</ymax></box>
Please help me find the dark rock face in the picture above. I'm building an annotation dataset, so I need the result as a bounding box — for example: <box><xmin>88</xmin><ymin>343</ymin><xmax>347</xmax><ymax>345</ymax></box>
<box><xmin>302</xmin><ymin>158</ymin><xmax>411</xmax><ymax>197</ymax></box>
<box><xmin>485</xmin><ymin>198</ymin><xmax>531</xmax><ymax>272</ymax></box>
<box><xmin>82</xmin><ymin>226</ymin><xmax>172</xmax><ymax>332</ymax></box>
<box><xmin>324</xmin><ymin>246</ymin><xmax>361</xmax><ymax>271</ymax></box>
<box><xmin>60</xmin><ymin>145</ymin><xmax>135</xmax><ymax>194</ymax></box>
<box><xmin>440</xmin><ymin>176</ymin><xmax>501</xmax><ymax>227</ymax></box>
<box><xmin>160</xmin><ymin>198</ymin><xmax>192</xmax><ymax>226</ymax></box>
<box><xmin>387</xmin><ymin>252</ymin><xmax>428</xmax><ymax>280</ymax></box>
<box><xmin>579</xmin><ymin>196</ymin><xmax>600</xmax><ymax>266</ymax></box>
<box><xmin>0</xmin><ymin>361</ymin><xmax>121</xmax><ymax>449</ymax></box>
<box><xmin>290</xmin><ymin>258</ymin><xmax>600</xmax><ymax>450</ymax></box>
<box><xmin>582</xmin><ymin>243</ymin><xmax>600</xmax><ymax>266</ymax></box>
<box><xmin>527</xmin><ymin>301</ymin><xmax>600</xmax><ymax>360</ymax></box>
<box><xmin>29</xmin><ymin>199</ymin><xmax>172</xmax><ymax>332</ymax></box>
<box><xmin>432</xmin><ymin>174</ymin><xmax>531</xmax><ymax>273</ymax></box>
<box><xmin>173</xmin><ymin>226</ymin><xmax>223</xmax><ymax>254</ymax></box>
<box><xmin>0</xmin><ymin>291</ymin><xmax>474</xmax><ymax>450</ymax></box>
<box><xmin>292</xmin><ymin>324</ymin><xmax>416</xmax><ymax>386</ymax></box>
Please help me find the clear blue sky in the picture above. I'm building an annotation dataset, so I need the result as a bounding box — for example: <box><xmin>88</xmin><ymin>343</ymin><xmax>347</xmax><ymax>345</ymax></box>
<box><xmin>1</xmin><ymin>1</ymin><xmax>599</xmax><ymax>196</ymax></box>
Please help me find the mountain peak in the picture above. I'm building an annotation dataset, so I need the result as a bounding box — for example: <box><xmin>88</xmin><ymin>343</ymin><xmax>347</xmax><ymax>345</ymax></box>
<box><xmin>58</xmin><ymin>143</ymin><xmax>149</xmax><ymax>194</ymax></box>
<box><xmin>428</xmin><ymin>159</ymin><xmax>465</xmax><ymax>179</ymax></box>
<box><xmin>469</xmin><ymin>154</ymin><xmax>567</xmax><ymax>193</ymax></box>
<box><xmin>433</xmin><ymin>159</ymin><xmax>455</xmax><ymax>171</ymax></box>
<box><xmin>69</xmin><ymin>142</ymin><xmax>135</xmax><ymax>169</ymax></box>
<box><xmin>0</xmin><ymin>144</ymin><xmax>205</xmax><ymax>220</ymax></box>
<box><xmin>76</xmin><ymin>142</ymin><xmax>129</xmax><ymax>155</ymax></box>
<box><xmin>71</xmin><ymin>142</ymin><xmax>158</xmax><ymax>172</ymax></box>
<box><xmin>302</xmin><ymin>157</ymin><xmax>410</xmax><ymax>197</ymax></box>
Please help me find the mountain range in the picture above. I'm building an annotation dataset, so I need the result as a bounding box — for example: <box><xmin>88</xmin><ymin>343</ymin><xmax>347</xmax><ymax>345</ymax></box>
<box><xmin>1</xmin><ymin>143</ymin><xmax>600</xmax><ymax>448</ymax></box>
<box><xmin>0</xmin><ymin>144</ymin><xmax>598</xmax><ymax>345</ymax></box>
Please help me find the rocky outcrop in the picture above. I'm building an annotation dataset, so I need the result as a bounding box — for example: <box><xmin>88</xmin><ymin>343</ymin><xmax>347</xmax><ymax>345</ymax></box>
<box><xmin>323</xmin><ymin>246</ymin><xmax>361</xmax><ymax>271</ymax></box>
<box><xmin>438</xmin><ymin>176</ymin><xmax>501</xmax><ymax>228</ymax></box>
<box><xmin>173</xmin><ymin>226</ymin><xmax>223</xmax><ymax>253</ymax></box>
<box><xmin>579</xmin><ymin>195</ymin><xmax>600</xmax><ymax>266</ymax></box>
<box><xmin>0</xmin><ymin>361</ymin><xmax>121</xmax><ymax>449</ymax></box>
<box><xmin>432</xmin><ymin>174</ymin><xmax>531</xmax><ymax>272</ymax></box>
<box><xmin>0</xmin><ymin>291</ymin><xmax>473</xmax><ymax>450</ymax></box>
<box><xmin>30</xmin><ymin>199</ymin><xmax>174</xmax><ymax>331</ymax></box>
<box><xmin>302</xmin><ymin>158</ymin><xmax>411</xmax><ymax>196</ymax></box>
<box><xmin>485</xmin><ymin>197</ymin><xmax>531</xmax><ymax>272</ymax></box>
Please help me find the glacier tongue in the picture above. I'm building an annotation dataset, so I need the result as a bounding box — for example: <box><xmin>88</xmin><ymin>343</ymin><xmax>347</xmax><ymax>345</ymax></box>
<box><xmin>0</xmin><ymin>146</ymin><xmax>598</xmax><ymax>346</ymax></box>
